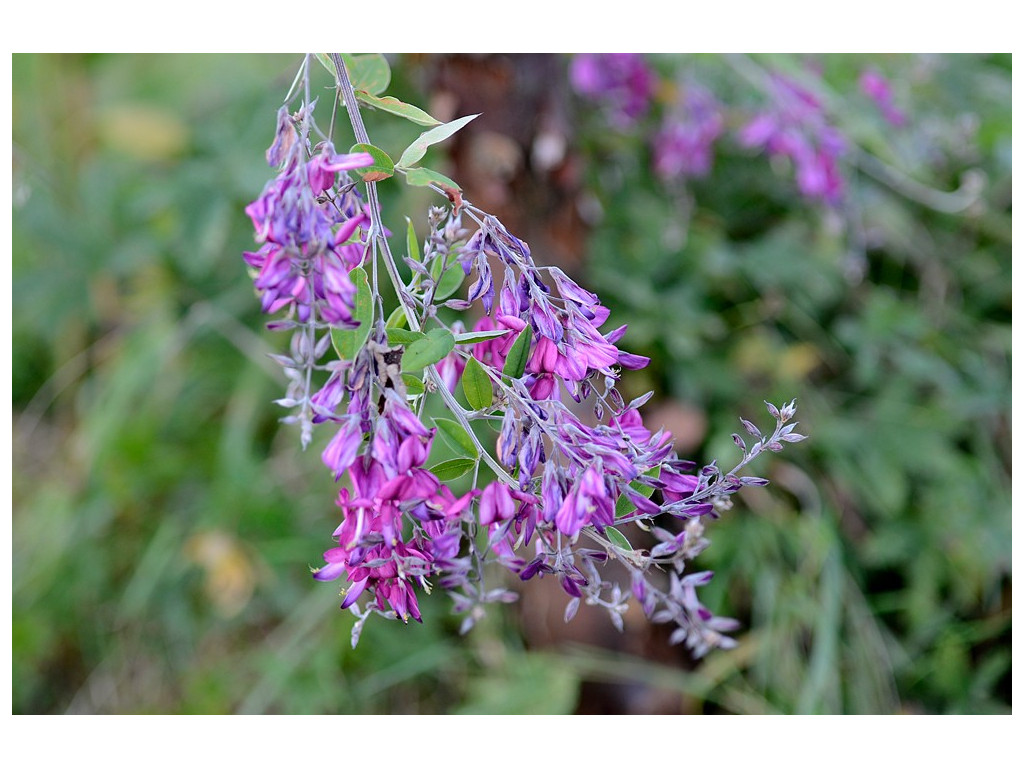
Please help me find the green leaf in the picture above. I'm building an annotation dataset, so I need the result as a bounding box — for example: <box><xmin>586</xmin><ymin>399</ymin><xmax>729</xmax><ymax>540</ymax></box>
<box><xmin>348</xmin><ymin>142</ymin><xmax>394</xmax><ymax>182</ymax></box>
<box><xmin>461</xmin><ymin>356</ymin><xmax>493</xmax><ymax>411</ymax></box>
<box><xmin>429</xmin><ymin>457</ymin><xmax>477</xmax><ymax>481</ymax></box>
<box><xmin>403</xmin><ymin>166</ymin><xmax>462</xmax><ymax>192</ymax></box>
<box><xmin>355</xmin><ymin>92</ymin><xmax>440</xmax><ymax>126</ymax></box>
<box><xmin>501</xmin><ymin>325</ymin><xmax>533</xmax><ymax>380</ymax></box>
<box><xmin>429</xmin><ymin>254</ymin><xmax>445</xmax><ymax>282</ymax></box>
<box><xmin>316</xmin><ymin>54</ymin><xmax>391</xmax><ymax>96</ymax></box>
<box><xmin>455</xmin><ymin>329</ymin><xmax>511</xmax><ymax>344</ymax></box>
<box><xmin>406</xmin><ymin>217</ymin><xmax>421</xmax><ymax>263</ymax></box>
<box><xmin>433</xmin><ymin>417</ymin><xmax>478</xmax><ymax>459</ymax></box>
<box><xmin>342</xmin><ymin>54</ymin><xmax>390</xmax><ymax>95</ymax></box>
<box><xmin>605</xmin><ymin>526</ymin><xmax>633</xmax><ymax>552</ymax></box>
<box><xmin>615</xmin><ymin>466</ymin><xmax>662</xmax><ymax>519</ymax></box>
<box><xmin>401</xmin><ymin>327</ymin><xmax>455</xmax><ymax>372</ymax></box>
<box><xmin>385</xmin><ymin>305</ymin><xmax>409</xmax><ymax>329</ymax></box>
<box><xmin>429</xmin><ymin>254</ymin><xmax>465</xmax><ymax>301</ymax></box>
<box><xmin>435</xmin><ymin>264</ymin><xmax>465</xmax><ymax>301</ymax></box>
<box><xmin>385</xmin><ymin>328</ymin><xmax>426</xmax><ymax>345</ymax></box>
<box><xmin>330</xmin><ymin>267</ymin><xmax>373</xmax><ymax>361</ymax></box>
<box><xmin>314</xmin><ymin>53</ymin><xmax>338</xmax><ymax>77</ymax></box>
<box><xmin>397</xmin><ymin>114</ymin><xmax>480</xmax><ymax>169</ymax></box>
<box><xmin>402</xmin><ymin>374</ymin><xmax>425</xmax><ymax>396</ymax></box>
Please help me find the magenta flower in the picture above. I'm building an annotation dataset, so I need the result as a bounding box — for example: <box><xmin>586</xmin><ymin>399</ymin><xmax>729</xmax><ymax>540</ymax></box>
<box><xmin>313</xmin><ymin>448</ymin><xmax>476</xmax><ymax>622</ymax></box>
<box><xmin>478</xmin><ymin>480</ymin><xmax>515</xmax><ymax>527</ymax></box>
<box><xmin>859</xmin><ymin>68</ymin><xmax>907</xmax><ymax>127</ymax></box>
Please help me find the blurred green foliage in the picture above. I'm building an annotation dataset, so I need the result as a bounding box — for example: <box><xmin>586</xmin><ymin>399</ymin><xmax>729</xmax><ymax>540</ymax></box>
<box><xmin>575</xmin><ymin>53</ymin><xmax>1011</xmax><ymax>713</ymax></box>
<box><xmin>12</xmin><ymin>53</ymin><xmax>1010</xmax><ymax>714</ymax></box>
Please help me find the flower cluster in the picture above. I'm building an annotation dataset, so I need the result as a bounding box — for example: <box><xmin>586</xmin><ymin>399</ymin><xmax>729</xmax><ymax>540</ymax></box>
<box><xmin>314</xmin><ymin>388</ymin><xmax>475</xmax><ymax>623</ymax></box>
<box><xmin>244</xmin><ymin>55</ymin><xmax>803</xmax><ymax>656</ymax></box>
<box><xmin>243</xmin><ymin>99</ymin><xmax>374</xmax><ymax>446</ymax></box>
<box><xmin>569</xmin><ymin>54</ymin><xmax>852</xmax><ymax>205</ymax></box>
<box><xmin>569</xmin><ymin>53</ymin><xmax>657</xmax><ymax>128</ymax></box>
<box><xmin>653</xmin><ymin>82</ymin><xmax>725</xmax><ymax>180</ymax></box>
<box><xmin>738</xmin><ymin>74</ymin><xmax>847</xmax><ymax>205</ymax></box>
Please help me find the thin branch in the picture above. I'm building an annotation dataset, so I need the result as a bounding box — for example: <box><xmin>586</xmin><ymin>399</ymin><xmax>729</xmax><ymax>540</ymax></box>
<box><xmin>329</xmin><ymin>53</ymin><xmax>519</xmax><ymax>488</ymax></box>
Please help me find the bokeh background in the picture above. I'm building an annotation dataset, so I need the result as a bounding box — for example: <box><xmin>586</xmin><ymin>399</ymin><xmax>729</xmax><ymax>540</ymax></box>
<box><xmin>12</xmin><ymin>53</ymin><xmax>1011</xmax><ymax>714</ymax></box>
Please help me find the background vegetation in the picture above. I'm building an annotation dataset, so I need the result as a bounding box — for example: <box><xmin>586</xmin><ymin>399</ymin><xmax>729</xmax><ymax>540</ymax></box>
<box><xmin>12</xmin><ymin>53</ymin><xmax>1011</xmax><ymax>714</ymax></box>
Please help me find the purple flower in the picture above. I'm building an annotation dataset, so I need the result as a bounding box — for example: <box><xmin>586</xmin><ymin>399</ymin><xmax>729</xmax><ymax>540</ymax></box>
<box><xmin>859</xmin><ymin>68</ymin><xmax>907</xmax><ymax>127</ymax></box>
<box><xmin>554</xmin><ymin>464</ymin><xmax>614</xmax><ymax>538</ymax></box>
<box><xmin>307</xmin><ymin>143</ymin><xmax>374</xmax><ymax>196</ymax></box>
<box><xmin>739</xmin><ymin>74</ymin><xmax>847</xmax><ymax>205</ymax></box>
<box><xmin>654</xmin><ymin>83</ymin><xmax>724</xmax><ymax>180</ymax></box>
<box><xmin>245</xmin><ymin>72</ymin><xmax>805</xmax><ymax>656</ymax></box>
<box><xmin>479</xmin><ymin>480</ymin><xmax>515</xmax><ymax>526</ymax></box>
<box><xmin>244</xmin><ymin>105</ymin><xmax>374</xmax><ymax>328</ymax></box>
<box><xmin>321</xmin><ymin>417</ymin><xmax>363</xmax><ymax>480</ymax></box>
<box><xmin>570</xmin><ymin>53</ymin><xmax>657</xmax><ymax>128</ymax></box>
<box><xmin>312</xmin><ymin>384</ymin><xmax>482</xmax><ymax>622</ymax></box>
<box><xmin>313</xmin><ymin>449</ymin><xmax>476</xmax><ymax>622</ymax></box>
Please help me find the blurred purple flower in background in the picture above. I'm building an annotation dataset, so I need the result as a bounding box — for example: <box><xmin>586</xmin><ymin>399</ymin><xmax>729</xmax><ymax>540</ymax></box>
<box><xmin>570</xmin><ymin>53</ymin><xmax>657</xmax><ymax>128</ymax></box>
<box><xmin>860</xmin><ymin>68</ymin><xmax>907</xmax><ymax>127</ymax></box>
<box><xmin>653</xmin><ymin>82</ymin><xmax>725</xmax><ymax>180</ymax></box>
<box><xmin>738</xmin><ymin>74</ymin><xmax>847</xmax><ymax>205</ymax></box>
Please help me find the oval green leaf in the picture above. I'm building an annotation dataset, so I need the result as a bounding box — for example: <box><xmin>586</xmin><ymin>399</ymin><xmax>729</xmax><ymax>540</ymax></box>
<box><xmin>348</xmin><ymin>142</ymin><xmax>394</xmax><ymax>182</ymax></box>
<box><xmin>435</xmin><ymin>264</ymin><xmax>465</xmax><ymax>301</ymax></box>
<box><xmin>330</xmin><ymin>267</ymin><xmax>373</xmax><ymax>361</ymax></box>
<box><xmin>433</xmin><ymin>417</ymin><xmax>478</xmax><ymax>459</ymax></box>
<box><xmin>342</xmin><ymin>53</ymin><xmax>390</xmax><ymax>95</ymax></box>
<box><xmin>317</xmin><ymin>54</ymin><xmax>391</xmax><ymax>96</ymax></box>
<box><xmin>401</xmin><ymin>327</ymin><xmax>455</xmax><ymax>372</ymax></box>
<box><xmin>397</xmin><ymin>114</ymin><xmax>480</xmax><ymax>169</ymax></box>
<box><xmin>605</xmin><ymin>526</ymin><xmax>633</xmax><ymax>552</ymax></box>
<box><xmin>356</xmin><ymin>92</ymin><xmax>440</xmax><ymax>126</ymax></box>
<box><xmin>429</xmin><ymin>457</ymin><xmax>477</xmax><ymax>482</ymax></box>
<box><xmin>461</xmin><ymin>356</ymin><xmax>493</xmax><ymax>411</ymax></box>
<box><xmin>403</xmin><ymin>166</ymin><xmax>462</xmax><ymax>191</ymax></box>
<box><xmin>501</xmin><ymin>325</ymin><xmax>533</xmax><ymax>380</ymax></box>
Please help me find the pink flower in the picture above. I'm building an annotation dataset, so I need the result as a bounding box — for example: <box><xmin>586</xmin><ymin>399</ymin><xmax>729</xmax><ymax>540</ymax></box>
<box><xmin>859</xmin><ymin>68</ymin><xmax>907</xmax><ymax>127</ymax></box>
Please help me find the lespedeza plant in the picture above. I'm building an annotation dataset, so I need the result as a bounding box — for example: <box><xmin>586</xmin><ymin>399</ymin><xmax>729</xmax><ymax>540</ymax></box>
<box><xmin>242</xmin><ymin>53</ymin><xmax>805</xmax><ymax>656</ymax></box>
